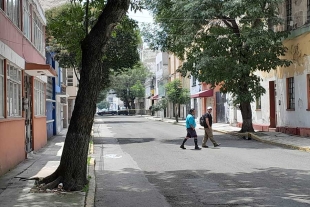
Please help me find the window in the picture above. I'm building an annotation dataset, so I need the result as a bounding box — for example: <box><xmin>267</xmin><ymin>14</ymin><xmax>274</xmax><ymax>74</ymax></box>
<box><xmin>33</xmin><ymin>12</ymin><xmax>44</xmax><ymax>53</ymax></box>
<box><xmin>34</xmin><ymin>79</ymin><xmax>45</xmax><ymax>116</ymax></box>
<box><xmin>0</xmin><ymin>59</ymin><xmax>4</xmax><ymax>117</ymax></box>
<box><xmin>23</xmin><ymin>0</ymin><xmax>31</xmax><ymax>39</ymax></box>
<box><xmin>286</xmin><ymin>0</ymin><xmax>292</xmax><ymax>30</ymax></box>
<box><xmin>7</xmin><ymin>63</ymin><xmax>21</xmax><ymax>117</ymax></box>
<box><xmin>256</xmin><ymin>96</ymin><xmax>261</xmax><ymax>110</ymax></box>
<box><xmin>192</xmin><ymin>76</ymin><xmax>197</xmax><ymax>87</ymax></box>
<box><xmin>287</xmin><ymin>77</ymin><xmax>295</xmax><ymax>109</ymax></box>
<box><xmin>67</xmin><ymin>69</ymin><xmax>73</xmax><ymax>86</ymax></box>
<box><xmin>0</xmin><ymin>0</ymin><xmax>4</xmax><ymax>10</ymax></box>
<box><xmin>6</xmin><ymin>0</ymin><xmax>20</xmax><ymax>27</ymax></box>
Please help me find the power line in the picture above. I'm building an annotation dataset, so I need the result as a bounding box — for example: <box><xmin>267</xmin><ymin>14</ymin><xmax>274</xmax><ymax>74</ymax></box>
<box><xmin>132</xmin><ymin>15</ymin><xmax>308</xmax><ymax>22</ymax></box>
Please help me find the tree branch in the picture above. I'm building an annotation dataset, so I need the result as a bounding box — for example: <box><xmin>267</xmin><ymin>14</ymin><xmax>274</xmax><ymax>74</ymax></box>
<box><xmin>221</xmin><ymin>16</ymin><xmax>240</xmax><ymax>37</ymax></box>
<box><xmin>73</xmin><ymin>68</ymin><xmax>80</xmax><ymax>82</ymax></box>
<box><xmin>68</xmin><ymin>57</ymin><xmax>80</xmax><ymax>82</ymax></box>
<box><xmin>82</xmin><ymin>0</ymin><xmax>130</xmax><ymax>53</ymax></box>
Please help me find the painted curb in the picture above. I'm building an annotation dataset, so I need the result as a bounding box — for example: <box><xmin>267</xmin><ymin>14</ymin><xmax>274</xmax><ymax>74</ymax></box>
<box><xmin>249</xmin><ymin>133</ymin><xmax>310</xmax><ymax>152</ymax></box>
<box><xmin>85</xmin><ymin>158</ymin><xmax>96</xmax><ymax>207</ymax></box>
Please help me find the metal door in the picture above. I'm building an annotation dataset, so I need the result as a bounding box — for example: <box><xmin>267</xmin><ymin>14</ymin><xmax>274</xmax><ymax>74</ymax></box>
<box><xmin>24</xmin><ymin>75</ymin><xmax>33</xmax><ymax>152</ymax></box>
<box><xmin>216</xmin><ymin>92</ymin><xmax>226</xmax><ymax>123</ymax></box>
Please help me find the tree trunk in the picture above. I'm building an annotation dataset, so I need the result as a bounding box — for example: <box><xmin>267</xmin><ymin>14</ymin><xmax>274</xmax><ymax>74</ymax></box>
<box><xmin>130</xmin><ymin>100</ymin><xmax>135</xmax><ymax>109</ymax></box>
<box><xmin>239</xmin><ymin>101</ymin><xmax>254</xmax><ymax>132</ymax></box>
<box><xmin>40</xmin><ymin>0</ymin><xmax>130</xmax><ymax>191</ymax></box>
<box><xmin>175</xmin><ymin>104</ymin><xmax>178</xmax><ymax>122</ymax></box>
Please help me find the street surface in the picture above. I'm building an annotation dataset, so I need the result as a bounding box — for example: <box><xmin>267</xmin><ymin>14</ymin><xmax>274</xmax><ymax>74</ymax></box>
<box><xmin>93</xmin><ymin>116</ymin><xmax>310</xmax><ymax>207</ymax></box>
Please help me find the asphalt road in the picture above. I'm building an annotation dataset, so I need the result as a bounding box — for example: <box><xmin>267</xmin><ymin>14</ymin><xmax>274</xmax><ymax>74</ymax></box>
<box><xmin>93</xmin><ymin>115</ymin><xmax>310</xmax><ymax>207</ymax></box>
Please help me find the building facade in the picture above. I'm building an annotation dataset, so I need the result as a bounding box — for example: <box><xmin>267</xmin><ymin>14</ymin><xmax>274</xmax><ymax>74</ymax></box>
<box><xmin>244</xmin><ymin>0</ymin><xmax>310</xmax><ymax>135</ymax></box>
<box><xmin>139</xmin><ymin>45</ymin><xmax>157</xmax><ymax>113</ymax></box>
<box><xmin>167</xmin><ymin>54</ymin><xmax>190</xmax><ymax>119</ymax></box>
<box><xmin>0</xmin><ymin>0</ymin><xmax>56</xmax><ymax>176</ymax></box>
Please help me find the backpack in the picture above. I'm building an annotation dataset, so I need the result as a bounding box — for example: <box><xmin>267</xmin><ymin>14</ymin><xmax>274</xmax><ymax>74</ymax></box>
<box><xmin>199</xmin><ymin>114</ymin><xmax>206</xmax><ymax>127</ymax></box>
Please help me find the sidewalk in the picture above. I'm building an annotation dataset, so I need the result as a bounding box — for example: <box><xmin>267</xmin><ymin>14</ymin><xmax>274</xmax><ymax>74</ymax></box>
<box><xmin>0</xmin><ymin>130</ymin><xmax>94</xmax><ymax>207</ymax></box>
<box><xmin>145</xmin><ymin>115</ymin><xmax>310</xmax><ymax>152</ymax></box>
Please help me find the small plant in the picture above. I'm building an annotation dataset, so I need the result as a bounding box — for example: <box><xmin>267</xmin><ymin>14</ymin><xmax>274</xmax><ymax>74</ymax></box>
<box><xmin>152</xmin><ymin>98</ymin><xmax>168</xmax><ymax>112</ymax></box>
<box><xmin>82</xmin><ymin>183</ymin><xmax>89</xmax><ymax>192</ymax></box>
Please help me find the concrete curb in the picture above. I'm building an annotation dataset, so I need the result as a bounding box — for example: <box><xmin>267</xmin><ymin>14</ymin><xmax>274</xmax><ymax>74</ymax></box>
<box><xmin>85</xmin><ymin>129</ymin><xmax>95</xmax><ymax>207</ymax></box>
<box><xmin>249</xmin><ymin>133</ymin><xmax>310</xmax><ymax>152</ymax></box>
<box><xmin>85</xmin><ymin>158</ymin><xmax>96</xmax><ymax>207</ymax></box>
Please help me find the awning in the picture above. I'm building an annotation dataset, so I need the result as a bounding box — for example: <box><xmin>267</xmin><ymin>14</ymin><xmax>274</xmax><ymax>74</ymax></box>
<box><xmin>25</xmin><ymin>62</ymin><xmax>57</xmax><ymax>77</ymax></box>
<box><xmin>191</xmin><ymin>89</ymin><xmax>214</xmax><ymax>98</ymax></box>
<box><xmin>151</xmin><ymin>94</ymin><xmax>159</xmax><ymax>100</ymax></box>
<box><xmin>56</xmin><ymin>93</ymin><xmax>69</xmax><ymax>98</ymax></box>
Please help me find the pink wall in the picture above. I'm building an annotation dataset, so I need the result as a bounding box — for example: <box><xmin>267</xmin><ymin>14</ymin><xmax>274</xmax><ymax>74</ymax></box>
<box><xmin>0</xmin><ymin>119</ymin><xmax>26</xmax><ymax>176</ymax></box>
<box><xmin>32</xmin><ymin>116</ymin><xmax>47</xmax><ymax>150</ymax></box>
<box><xmin>0</xmin><ymin>11</ymin><xmax>45</xmax><ymax>64</ymax></box>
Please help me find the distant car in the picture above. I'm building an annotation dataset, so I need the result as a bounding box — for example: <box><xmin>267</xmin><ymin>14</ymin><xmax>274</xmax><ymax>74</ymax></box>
<box><xmin>97</xmin><ymin>110</ymin><xmax>117</xmax><ymax>116</ymax></box>
<box><xmin>117</xmin><ymin>109</ymin><xmax>129</xmax><ymax>115</ymax></box>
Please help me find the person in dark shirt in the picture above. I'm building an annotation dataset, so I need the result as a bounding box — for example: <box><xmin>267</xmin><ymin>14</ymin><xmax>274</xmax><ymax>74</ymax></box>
<box><xmin>202</xmin><ymin>106</ymin><xmax>220</xmax><ymax>148</ymax></box>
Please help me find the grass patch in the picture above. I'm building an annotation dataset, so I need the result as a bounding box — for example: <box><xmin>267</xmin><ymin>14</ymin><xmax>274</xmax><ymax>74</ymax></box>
<box><xmin>87</xmin><ymin>156</ymin><xmax>91</xmax><ymax>165</ymax></box>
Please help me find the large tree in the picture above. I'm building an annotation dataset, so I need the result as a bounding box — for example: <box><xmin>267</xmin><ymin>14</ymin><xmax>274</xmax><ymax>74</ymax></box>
<box><xmin>40</xmin><ymin>0</ymin><xmax>141</xmax><ymax>191</ymax></box>
<box><xmin>143</xmin><ymin>0</ymin><xmax>290</xmax><ymax>132</ymax></box>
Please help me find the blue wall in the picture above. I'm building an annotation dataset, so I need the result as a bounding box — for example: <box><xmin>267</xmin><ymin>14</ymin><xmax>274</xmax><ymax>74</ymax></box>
<box><xmin>46</xmin><ymin>51</ymin><xmax>56</xmax><ymax>138</ymax></box>
<box><xmin>46</xmin><ymin>101</ymin><xmax>54</xmax><ymax>138</ymax></box>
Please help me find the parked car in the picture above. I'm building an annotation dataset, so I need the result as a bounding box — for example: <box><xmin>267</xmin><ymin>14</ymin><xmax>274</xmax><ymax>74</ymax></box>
<box><xmin>97</xmin><ymin>110</ymin><xmax>117</xmax><ymax>116</ymax></box>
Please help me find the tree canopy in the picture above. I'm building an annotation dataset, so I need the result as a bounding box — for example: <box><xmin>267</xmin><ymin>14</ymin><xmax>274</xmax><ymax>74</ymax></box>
<box><xmin>110</xmin><ymin>63</ymin><xmax>150</xmax><ymax>109</ymax></box>
<box><xmin>46</xmin><ymin>2</ymin><xmax>141</xmax><ymax>87</ymax></box>
<box><xmin>143</xmin><ymin>0</ymin><xmax>291</xmax><ymax>131</ymax></box>
<box><xmin>165</xmin><ymin>79</ymin><xmax>190</xmax><ymax>122</ymax></box>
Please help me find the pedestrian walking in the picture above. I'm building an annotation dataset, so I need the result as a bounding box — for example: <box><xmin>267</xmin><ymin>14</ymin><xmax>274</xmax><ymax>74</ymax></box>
<box><xmin>180</xmin><ymin>108</ymin><xmax>201</xmax><ymax>150</ymax></box>
<box><xmin>202</xmin><ymin>106</ymin><xmax>220</xmax><ymax>148</ymax></box>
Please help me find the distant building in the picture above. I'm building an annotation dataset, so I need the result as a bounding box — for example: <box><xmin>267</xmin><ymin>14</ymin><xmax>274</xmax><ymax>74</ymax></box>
<box><xmin>139</xmin><ymin>45</ymin><xmax>157</xmax><ymax>113</ymax></box>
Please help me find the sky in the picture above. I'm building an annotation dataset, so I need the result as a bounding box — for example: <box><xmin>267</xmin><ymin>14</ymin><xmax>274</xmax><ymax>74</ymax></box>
<box><xmin>128</xmin><ymin>9</ymin><xmax>154</xmax><ymax>24</ymax></box>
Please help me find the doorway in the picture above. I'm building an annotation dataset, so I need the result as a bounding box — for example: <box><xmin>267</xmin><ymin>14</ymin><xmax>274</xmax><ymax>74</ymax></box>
<box><xmin>24</xmin><ymin>75</ymin><xmax>33</xmax><ymax>153</ymax></box>
<box><xmin>269</xmin><ymin>81</ymin><xmax>277</xmax><ymax>128</ymax></box>
<box><xmin>216</xmin><ymin>92</ymin><xmax>226</xmax><ymax>123</ymax></box>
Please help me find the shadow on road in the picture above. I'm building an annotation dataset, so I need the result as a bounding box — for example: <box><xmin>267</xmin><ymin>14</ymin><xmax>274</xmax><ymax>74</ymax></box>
<box><xmin>117</xmin><ymin>138</ymin><xmax>155</xmax><ymax>144</ymax></box>
<box><xmin>94</xmin><ymin>121</ymin><xmax>145</xmax><ymax>124</ymax></box>
<box><xmin>99</xmin><ymin>167</ymin><xmax>310</xmax><ymax>206</ymax></box>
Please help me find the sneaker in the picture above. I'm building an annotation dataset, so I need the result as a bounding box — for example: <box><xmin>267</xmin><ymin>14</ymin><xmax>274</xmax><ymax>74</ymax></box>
<box><xmin>214</xmin><ymin>143</ymin><xmax>221</xmax><ymax>147</ymax></box>
<box><xmin>180</xmin><ymin>145</ymin><xmax>186</xmax><ymax>149</ymax></box>
<box><xmin>202</xmin><ymin>145</ymin><xmax>208</xmax><ymax>148</ymax></box>
<box><xmin>195</xmin><ymin>147</ymin><xmax>201</xmax><ymax>150</ymax></box>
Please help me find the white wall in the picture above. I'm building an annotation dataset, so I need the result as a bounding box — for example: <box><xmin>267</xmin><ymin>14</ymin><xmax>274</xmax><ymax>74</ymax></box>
<box><xmin>276</xmin><ymin>73</ymin><xmax>309</xmax><ymax>127</ymax></box>
<box><xmin>0</xmin><ymin>41</ymin><xmax>24</xmax><ymax>69</ymax></box>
